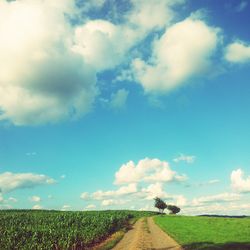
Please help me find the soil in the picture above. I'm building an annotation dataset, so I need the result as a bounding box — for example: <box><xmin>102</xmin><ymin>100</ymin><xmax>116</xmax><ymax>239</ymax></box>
<box><xmin>112</xmin><ymin>217</ymin><xmax>183</xmax><ymax>250</ymax></box>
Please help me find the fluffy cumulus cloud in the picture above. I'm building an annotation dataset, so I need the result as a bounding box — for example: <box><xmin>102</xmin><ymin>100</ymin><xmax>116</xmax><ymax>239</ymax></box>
<box><xmin>0</xmin><ymin>0</ymin><xmax>230</xmax><ymax>125</ymax></box>
<box><xmin>0</xmin><ymin>0</ymin><xmax>97</xmax><ymax>125</ymax></box>
<box><xmin>140</xmin><ymin>182</ymin><xmax>169</xmax><ymax>200</ymax></box>
<box><xmin>132</xmin><ymin>17</ymin><xmax>220</xmax><ymax>93</ymax></box>
<box><xmin>29</xmin><ymin>196</ymin><xmax>41</xmax><ymax>202</ymax></box>
<box><xmin>32</xmin><ymin>204</ymin><xmax>42</xmax><ymax>210</ymax></box>
<box><xmin>173</xmin><ymin>154</ymin><xmax>196</xmax><ymax>164</ymax></box>
<box><xmin>114</xmin><ymin>158</ymin><xmax>186</xmax><ymax>185</ymax></box>
<box><xmin>225</xmin><ymin>41</ymin><xmax>250</xmax><ymax>63</ymax></box>
<box><xmin>72</xmin><ymin>20</ymin><xmax>139</xmax><ymax>71</ymax></box>
<box><xmin>101</xmin><ymin>199</ymin><xmax>126</xmax><ymax>207</ymax></box>
<box><xmin>61</xmin><ymin>204</ymin><xmax>71</xmax><ymax>211</ymax></box>
<box><xmin>127</xmin><ymin>0</ymin><xmax>185</xmax><ymax>32</ymax></box>
<box><xmin>231</xmin><ymin>168</ymin><xmax>250</xmax><ymax>193</ymax></box>
<box><xmin>80</xmin><ymin>157</ymin><xmax>188</xmax><ymax>210</ymax></box>
<box><xmin>85</xmin><ymin>204</ymin><xmax>96</xmax><ymax>209</ymax></box>
<box><xmin>0</xmin><ymin>172</ymin><xmax>55</xmax><ymax>193</ymax></box>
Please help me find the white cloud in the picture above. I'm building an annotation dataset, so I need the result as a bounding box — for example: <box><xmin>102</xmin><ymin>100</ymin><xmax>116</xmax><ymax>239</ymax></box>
<box><xmin>225</xmin><ymin>41</ymin><xmax>250</xmax><ymax>63</ymax></box>
<box><xmin>175</xmin><ymin>195</ymin><xmax>187</xmax><ymax>207</ymax></box>
<box><xmin>0</xmin><ymin>172</ymin><xmax>55</xmax><ymax>193</ymax></box>
<box><xmin>140</xmin><ymin>182</ymin><xmax>169</xmax><ymax>200</ymax></box>
<box><xmin>0</xmin><ymin>204</ymin><xmax>12</xmax><ymax>209</ymax></box>
<box><xmin>61</xmin><ymin>204</ymin><xmax>71</xmax><ymax>211</ymax></box>
<box><xmin>0</xmin><ymin>0</ymin><xmax>97</xmax><ymax>125</ymax></box>
<box><xmin>8</xmin><ymin>197</ymin><xmax>18</xmax><ymax>202</ymax></box>
<box><xmin>29</xmin><ymin>196</ymin><xmax>41</xmax><ymax>202</ymax></box>
<box><xmin>101</xmin><ymin>199</ymin><xmax>126</xmax><ymax>207</ymax></box>
<box><xmin>72</xmin><ymin>20</ymin><xmax>139</xmax><ymax>71</ymax></box>
<box><xmin>132</xmin><ymin>17</ymin><xmax>220</xmax><ymax>93</ymax></box>
<box><xmin>114</xmin><ymin>69</ymin><xmax>134</xmax><ymax>83</ymax></box>
<box><xmin>81</xmin><ymin>183</ymin><xmax>137</xmax><ymax>201</ymax></box>
<box><xmin>73</xmin><ymin>1</ymin><xmax>187</xmax><ymax>74</ymax></box>
<box><xmin>92</xmin><ymin>183</ymin><xmax>137</xmax><ymax>200</ymax></box>
<box><xmin>173</xmin><ymin>154</ymin><xmax>196</xmax><ymax>164</ymax></box>
<box><xmin>80</xmin><ymin>157</ymin><xmax>189</xmax><ymax>209</ymax></box>
<box><xmin>80</xmin><ymin>192</ymin><xmax>90</xmax><ymax>200</ymax></box>
<box><xmin>114</xmin><ymin>158</ymin><xmax>186</xmax><ymax>185</ymax></box>
<box><xmin>32</xmin><ymin>204</ymin><xmax>42</xmax><ymax>210</ymax></box>
<box><xmin>185</xmin><ymin>200</ymin><xmax>250</xmax><ymax>216</ymax></box>
<box><xmin>110</xmin><ymin>89</ymin><xmax>129</xmax><ymax>109</ymax></box>
<box><xmin>139</xmin><ymin>183</ymin><xmax>187</xmax><ymax>206</ymax></box>
<box><xmin>231</xmin><ymin>168</ymin><xmax>250</xmax><ymax>193</ymax></box>
<box><xmin>127</xmin><ymin>0</ymin><xmax>185</xmax><ymax>32</ymax></box>
<box><xmin>192</xmin><ymin>192</ymin><xmax>241</xmax><ymax>206</ymax></box>
<box><xmin>86</xmin><ymin>204</ymin><xmax>96</xmax><ymax>209</ymax></box>
<box><xmin>60</xmin><ymin>175</ymin><xmax>66</xmax><ymax>179</ymax></box>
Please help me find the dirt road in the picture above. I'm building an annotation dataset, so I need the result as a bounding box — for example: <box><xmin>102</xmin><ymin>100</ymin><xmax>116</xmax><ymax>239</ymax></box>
<box><xmin>112</xmin><ymin>217</ymin><xmax>183</xmax><ymax>250</ymax></box>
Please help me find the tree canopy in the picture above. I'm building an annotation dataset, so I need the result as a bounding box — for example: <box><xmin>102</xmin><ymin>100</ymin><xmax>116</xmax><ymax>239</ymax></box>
<box><xmin>167</xmin><ymin>205</ymin><xmax>181</xmax><ymax>214</ymax></box>
<box><xmin>154</xmin><ymin>197</ymin><xmax>167</xmax><ymax>214</ymax></box>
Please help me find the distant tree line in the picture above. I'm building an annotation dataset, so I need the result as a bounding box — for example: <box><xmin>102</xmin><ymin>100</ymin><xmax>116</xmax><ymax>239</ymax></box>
<box><xmin>154</xmin><ymin>197</ymin><xmax>180</xmax><ymax>214</ymax></box>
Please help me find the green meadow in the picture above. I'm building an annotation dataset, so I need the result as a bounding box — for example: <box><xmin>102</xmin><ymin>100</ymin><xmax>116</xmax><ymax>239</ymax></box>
<box><xmin>154</xmin><ymin>215</ymin><xmax>250</xmax><ymax>250</ymax></box>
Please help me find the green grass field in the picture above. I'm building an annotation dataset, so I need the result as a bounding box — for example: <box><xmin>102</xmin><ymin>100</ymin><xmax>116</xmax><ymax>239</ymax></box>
<box><xmin>0</xmin><ymin>210</ymin><xmax>157</xmax><ymax>250</ymax></box>
<box><xmin>154</xmin><ymin>215</ymin><xmax>250</xmax><ymax>250</ymax></box>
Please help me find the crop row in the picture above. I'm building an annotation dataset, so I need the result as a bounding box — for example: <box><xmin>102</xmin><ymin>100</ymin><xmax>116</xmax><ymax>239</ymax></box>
<box><xmin>0</xmin><ymin>210</ymin><xmax>157</xmax><ymax>250</ymax></box>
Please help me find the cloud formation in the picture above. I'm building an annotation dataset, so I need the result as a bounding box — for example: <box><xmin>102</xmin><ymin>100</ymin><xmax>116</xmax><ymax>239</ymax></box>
<box><xmin>81</xmin><ymin>183</ymin><xmax>137</xmax><ymax>200</ymax></box>
<box><xmin>127</xmin><ymin>0</ymin><xmax>185</xmax><ymax>32</ymax></box>
<box><xmin>32</xmin><ymin>204</ymin><xmax>42</xmax><ymax>210</ymax></box>
<box><xmin>29</xmin><ymin>196</ymin><xmax>41</xmax><ymax>202</ymax></box>
<box><xmin>0</xmin><ymin>172</ymin><xmax>55</xmax><ymax>193</ymax></box>
<box><xmin>173</xmin><ymin>154</ymin><xmax>196</xmax><ymax>164</ymax></box>
<box><xmin>81</xmin><ymin>157</ymin><xmax>188</xmax><ymax>210</ymax></box>
<box><xmin>114</xmin><ymin>158</ymin><xmax>186</xmax><ymax>185</ymax></box>
<box><xmin>0</xmin><ymin>0</ymin><xmax>235</xmax><ymax>126</ymax></box>
<box><xmin>132</xmin><ymin>17</ymin><xmax>220</xmax><ymax>93</ymax></box>
<box><xmin>85</xmin><ymin>204</ymin><xmax>96</xmax><ymax>209</ymax></box>
<box><xmin>72</xmin><ymin>20</ymin><xmax>139</xmax><ymax>71</ymax></box>
<box><xmin>225</xmin><ymin>41</ymin><xmax>250</xmax><ymax>63</ymax></box>
<box><xmin>0</xmin><ymin>0</ymin><xmax>97</xmax><ymax>125</ymax></box>
<box><xmin>192</xmin><ymin>192</ymin><xmax>241</xmax><ymax>206</ymax></box>
<box><xmin>231</xmin><ymin>168</ymin><xmax>250</xmax><ymax>193</ymax></box>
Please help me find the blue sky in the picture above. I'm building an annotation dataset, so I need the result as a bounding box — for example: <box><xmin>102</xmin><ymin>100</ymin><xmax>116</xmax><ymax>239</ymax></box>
<box><xmin>0</xmin><ymin>0</ymin><xmax>250</xmax><ymax>214</ymax></box>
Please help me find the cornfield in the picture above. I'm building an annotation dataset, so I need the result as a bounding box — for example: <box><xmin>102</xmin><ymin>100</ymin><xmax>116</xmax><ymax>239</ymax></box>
<box><xmin>0</xmin><ymin>209</ymin><xmax>157</xmax><ymax>250</ymax></box>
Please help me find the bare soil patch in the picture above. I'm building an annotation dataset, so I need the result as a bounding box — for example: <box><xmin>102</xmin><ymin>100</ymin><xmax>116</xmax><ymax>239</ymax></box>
<box><xmin>112</xmin><ymin>217</ymin><xmax>183</xmax><ymax>250</ymax></box>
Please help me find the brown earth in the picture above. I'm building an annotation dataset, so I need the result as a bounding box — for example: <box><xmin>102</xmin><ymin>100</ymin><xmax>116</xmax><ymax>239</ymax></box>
<box><xmin>112</xmin><ymin>217</ymin><xmax>183</xmax><ymax>250</ymax></box>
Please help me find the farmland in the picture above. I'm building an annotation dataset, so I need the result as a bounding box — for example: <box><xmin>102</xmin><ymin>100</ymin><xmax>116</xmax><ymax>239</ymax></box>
<box><xmin>0</xmin><ymin>209</ymin><xmax>157</xmax><ymax>250</ymax></box>
<box><xmin>154</xmin><ymin>215</ymin><xmax>250</xmax><ymax>250</ymax></box>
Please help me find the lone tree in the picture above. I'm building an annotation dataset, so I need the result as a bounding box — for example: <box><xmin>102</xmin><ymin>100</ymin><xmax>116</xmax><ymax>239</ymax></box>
<box><xmin>167</xmin><ymin>205</ymin><xmax>181</xmax><ymax>215</ymax></box>
<box><xmin>154</xmin><ymin>197</ymin><xmax>167</xmax><ymax>214</ymax></box>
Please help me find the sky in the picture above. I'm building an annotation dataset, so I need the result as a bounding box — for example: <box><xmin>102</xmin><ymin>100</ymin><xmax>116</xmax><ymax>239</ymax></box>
<box><xmin>0</xmin><ymin>0</ymin><xmax>250</xmax><ymax>215</ymax></box>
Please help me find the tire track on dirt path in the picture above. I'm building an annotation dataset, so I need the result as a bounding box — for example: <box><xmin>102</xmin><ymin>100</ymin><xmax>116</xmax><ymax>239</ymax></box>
<box><xmin>112</xmin><ymin>217</ymin><xmax>183</xmax><ymax>250</ymax></box>
<box><xmin>147</xmin><ymin>217</ymin><xmax>183</xmax><ymax>250</ymax></box>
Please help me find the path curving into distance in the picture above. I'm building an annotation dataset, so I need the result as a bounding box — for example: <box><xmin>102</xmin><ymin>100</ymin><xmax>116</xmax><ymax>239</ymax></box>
<box><xmin>112</xmin><ymin>217</ymin><xmax>183</xmax><ymax>250</ymax></box>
